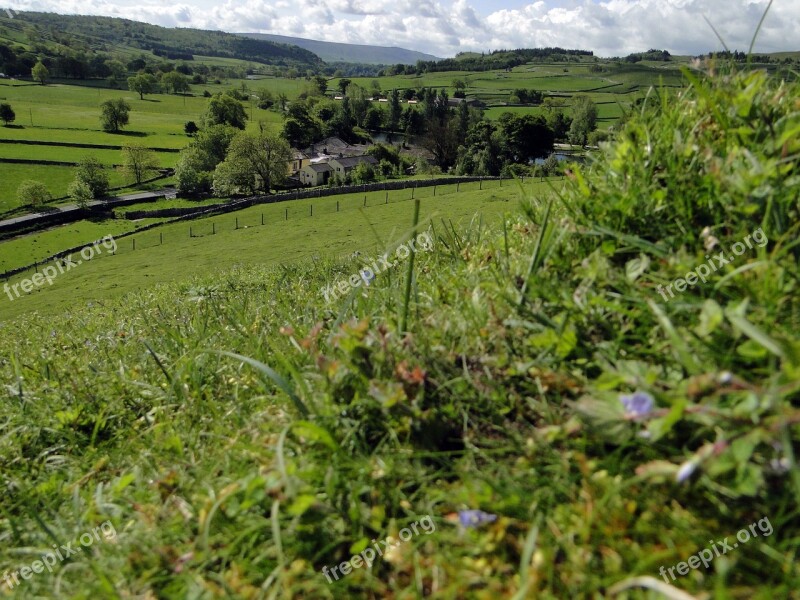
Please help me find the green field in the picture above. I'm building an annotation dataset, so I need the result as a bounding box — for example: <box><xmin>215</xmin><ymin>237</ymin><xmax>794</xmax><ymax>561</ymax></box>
<box><xmin>0</xmin><ymin>178</ymin><xmax>543</xmax><ymax>320</ymax></box>
<box><xmin>0</xmin><ymin>67</ymin><xmax>798</xmax><ymax>598</ymax></box>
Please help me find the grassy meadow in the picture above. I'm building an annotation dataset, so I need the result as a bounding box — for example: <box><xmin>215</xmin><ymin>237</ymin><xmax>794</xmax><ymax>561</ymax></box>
<box><xmin>0</xmin><ymin>56</ymin><xmax>689</xmax><ymax>213</ymax></box>
<box><xmin>0</xmin><ymin>65</ymin><xmax>798</xmax><ymax>599</ymax></box>
<box><xmin>0</xmin><ymin>178</ymin><xmax>538</xmax><ymax>320</ymax></box>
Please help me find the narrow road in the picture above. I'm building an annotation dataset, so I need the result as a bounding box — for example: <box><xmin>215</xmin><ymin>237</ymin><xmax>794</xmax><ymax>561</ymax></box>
<box><xmin>0</xmin><ymin>188</ymin><xmax>177</xmax><ymax>233</ymax></box>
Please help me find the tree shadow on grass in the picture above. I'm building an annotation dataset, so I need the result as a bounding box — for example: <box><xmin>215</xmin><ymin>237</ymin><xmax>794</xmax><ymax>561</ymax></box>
<box><xmin>110</xmin><ymin>130</ymin><xmax>148</xmax><ymax>137</ymax></box>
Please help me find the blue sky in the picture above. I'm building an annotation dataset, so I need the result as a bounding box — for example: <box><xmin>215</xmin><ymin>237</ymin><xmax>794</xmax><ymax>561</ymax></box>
<box><xmin>5</xmin><ymin>0</ymin><xmax>798</xmax><ymax>57</ymax></box>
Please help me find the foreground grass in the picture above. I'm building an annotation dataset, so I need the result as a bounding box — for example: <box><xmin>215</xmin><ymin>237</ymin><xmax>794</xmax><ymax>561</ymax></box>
<box><xmin>0</xmin><ymin>66</ymin><xmax>798</xmax><ymax>599</ymax></box>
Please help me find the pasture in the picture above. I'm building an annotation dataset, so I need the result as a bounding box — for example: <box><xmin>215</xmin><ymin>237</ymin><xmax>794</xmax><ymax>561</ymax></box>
<box><xmin>0</xmin><ymin>177</ymin><xmax>546</xmax><ymax>320</ymax></box>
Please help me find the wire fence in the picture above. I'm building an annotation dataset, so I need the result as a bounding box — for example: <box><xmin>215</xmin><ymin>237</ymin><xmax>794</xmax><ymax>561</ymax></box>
<box><xmin>2</xmin><ymin>175</ymin><xmax>563</xmax><ymax>279</ymax></box>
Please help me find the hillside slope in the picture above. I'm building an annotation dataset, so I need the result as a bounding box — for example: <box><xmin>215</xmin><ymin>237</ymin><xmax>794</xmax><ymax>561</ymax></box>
<box><xmin>239</xmin><ymin>32</ymin><xmax>441</xmax><ymax>65</ymax></box>
<box><xmin>8</xmin><ymin>11</ymin><xmax>324</xmax><ymax>68</ymax></box>
<box><xmin>0</xmin><ymin>65</ymin><xmax>798</xmax><ymax>597</ymax></box>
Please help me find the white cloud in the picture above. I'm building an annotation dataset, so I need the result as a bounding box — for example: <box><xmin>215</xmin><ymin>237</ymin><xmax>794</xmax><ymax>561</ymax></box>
<box><xmin>6</xmin><ymin>0</ymin><xmax>798</xmax><ymax>57</ymax></box>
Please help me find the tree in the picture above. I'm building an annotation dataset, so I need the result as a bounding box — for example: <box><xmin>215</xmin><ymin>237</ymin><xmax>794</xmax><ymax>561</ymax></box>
<box><xmin>347</xmin><ymin>83</ymin><xmax>369</xmax><ymax>128</ymax></box>
<box><xmin>452</xmin><ymin>78</ymin><xmax>467</xmax><ymax>97</ymax></box>
<box><xmin>546</xmin><ymin>110</ymin><xmax>571</xmax><ymax>140</ymax></box>
<box><xmin>106</xmin><ymin>60</ymin><xmax>127</xmax><ymax>87</ymax></box>
<box><xmin>128</xmin><ymin>73</ymin><xmax>158</xmax><ymax>100</ymax></box>
<box><xmin>313</xmin><ymin>75</ymin><xmax>328</xmax><ymax>96</ymax></box>
<box><xmin>0</xmin><ymin>103</ymin><xmax>14</xmax><ymax>126</ymax></box>
<box><xmin>184</xmin><ymin>121</ymin><xmax>199</xmax><ymax>136</ymax></box>
<box><xmin>351</xmin><ymin>161</ymin><xmax>376</xmax><ymax>184</ymax></box>
<box><xmin>161</xmin><ymin>71</ymin><xmax>190</xmax><ymax>95</ymax></box>
<box><xmin>337</xmin><ymin>78</ymin><xmax>351</xmax><ymax>96</ymax></box>
<box><xmin>205</xmin><ymin>93</ymin><xmax>247</xmax><ymax>129</ymax></box>
<box><xmin>17</xmin><ymin>180</ymin><xmax>51</xmax><ymax>207</ymax></box>
<box><xmin>122</xmin><ymin>144</ymin><xmax>159</xmax><ymax>185</ymax></box>
<box><xmin>388</xmin><ymin>89</ymin><xmax>402</xmax><ymax>132</ymax></box>
<box><xmin>31</xmin><ymin>61</ymin><xmax>49</xmax><ymax>85</ymax></box>
<box><xmin>497</xmin><ymin>112</ymin><xmax>554</xmax><ymax>161</ymax></box>
<box><xmin>100</xmin><ymin>98</ymin><xmax>131</xmax><ymax>132</ymax></box>
<box><xmin>75</xmin><ymin>157</ymin><xmax>109</xmax><ymax>198</ymax></box>
<box><xmin>422</xmin><ymin>116</ymin><xmax>460</xmax><ymax>170</ymax></box>
<box><xmin>175</xmin><ymin>124</ymin><xmax>238</xmax><ymax>195</ymax></box>
<box><xmin>212</xmin><ymin>127</ymin><xmax>291</xmax><ymax>196</ymax></box>
<box><xmin>568</xmin><ymin>96</ymin><xmax>597</xmax><ymax>146</ymax></box>
<box><xmin>68</xmin><ymin>179</ymin><xmax>93</xmax><ymax>209</ymax></box>
<box><xmin>277</xmin><ymin>92</ymin><xmax>288</xmax><ymax>112</ymax></box>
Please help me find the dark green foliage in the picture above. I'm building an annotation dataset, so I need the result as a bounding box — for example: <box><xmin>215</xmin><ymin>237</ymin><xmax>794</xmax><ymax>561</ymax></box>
<box><xmin>13</xmin><ymin>11</ymin><xmax>323</xmax><ymax>69</ymax></box>
<box><xmin>204</xmin><ymin>93</ymin><xmax>248</xmax><ymax>129</ymax></box>
<box><xmin>0</xmin><ymin>102</ymin><xmax>14</xmax><ymax>125</ymax></box>
<box><xmin>74</xmin><ymin>156</ymin><xmax>109</xmax><ymax>198</ymax></box>
<box><xmin>99</xmin><ymin>98</ymin><xmax>131</xmax><ymax>132</ymax></box>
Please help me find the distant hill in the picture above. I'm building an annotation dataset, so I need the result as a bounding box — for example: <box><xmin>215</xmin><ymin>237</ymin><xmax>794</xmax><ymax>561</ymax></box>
<box><xmin>10</xmin><ymin>12</ymin><xmax>323</xmax><ymax>69</ymax></box>
<box><xmin>238</xmin><ymin>33</ymin><xmax>441</xmax><ymax>65</ymax></box>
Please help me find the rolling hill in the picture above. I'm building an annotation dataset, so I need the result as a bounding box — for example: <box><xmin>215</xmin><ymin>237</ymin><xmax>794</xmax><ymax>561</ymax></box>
<box><xmin>6</xmin><ymin>11</ymin><xmax>324</xmax><ymax>69</ymax></box>
<box><xmin>238</xmin><ymin>32</ymin><xmax>441</xmax><ymax>65</ymax></box>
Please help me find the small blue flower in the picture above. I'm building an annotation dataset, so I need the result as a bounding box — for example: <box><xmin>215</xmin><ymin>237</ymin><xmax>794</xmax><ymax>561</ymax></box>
<box><xmin>676</xmin><ymin>460</ymin><xmax>698</xmax><ymax>483</ymax></box>
<box><xmin>620</xmin><ymin>391</ymin><xmax>654</xmax><ymax>418</ymax></box>
<box><xmin>458</xmin><ymin>510</ymin><xmax>497</xmax><ymax>529</ymax></box>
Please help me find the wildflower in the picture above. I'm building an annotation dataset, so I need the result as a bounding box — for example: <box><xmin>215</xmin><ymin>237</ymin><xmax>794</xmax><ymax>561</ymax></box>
<box><xmin>676</xmin><ymin>460</ymin><xmax>698</xmax><ymax>483</ymax></box>
<box><xmin>457</xmin><ymin>510</ymin><xmax>497</xmax><ymax>529</ymax></box>
<box><xmin>704</xmin><ymin>235</ymin><xmax>719</xmax><ymax>251</ymax></box>
<box><xmin>717</xmin><ymin>371</ymin><xmax>733</xmax><ymax>385</ymax></box>
<box><xmin>620</xmin><ymin>391</ymin><xmax>654</xmax><ymax>419</ymax></box>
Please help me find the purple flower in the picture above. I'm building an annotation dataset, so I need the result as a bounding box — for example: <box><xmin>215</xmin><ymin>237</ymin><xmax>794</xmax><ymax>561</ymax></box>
<box><xmin>676</xmin><ymin>460</ymin><xmax>697</xmax><ymax>483</ymax></box>
<box><xmin>458</xmin><ymin>510</ymin><xmax>497</xmax><ymax>529</ymax></box>
<box><xmin>620</xmin><ymin>391</ymin><xmax>654</xmax><ymax>418</ymax></box>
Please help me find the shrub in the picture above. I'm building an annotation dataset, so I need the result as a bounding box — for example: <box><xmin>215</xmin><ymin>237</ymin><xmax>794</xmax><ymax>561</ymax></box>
<box><xmin>68</xmin><ymin>179</ymin><xmax>93</xmax><ymax>208</ymax></box>
<box><xmin>17</xmin><ymin>180</ymin><xmax>51</xmax><ymax>207</ymax></box>
<box><xmin>75</xmin><ymin>157</ymin><xmax>110</xmax><ymax>198</ymax></box>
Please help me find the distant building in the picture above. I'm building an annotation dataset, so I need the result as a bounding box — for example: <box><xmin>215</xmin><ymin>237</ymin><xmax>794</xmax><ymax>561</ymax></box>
<box><xmin>328</xmin><ymin>155</ymin><xmax>379</xmax><ymax>177</ymax></box>
<box><xmin>304</xmin><ymin>137</ymin><xmax>369</xmax><ymax>161</ymax></box>
<box><xmin>300</xmin><ymin>162</ymin><xmax>333</xmax><ymax>187</ymax></box>
<box><xmin>288</xmin><ymin>148</ymin><xmax>310</xmax><ymax>175</ymax></box>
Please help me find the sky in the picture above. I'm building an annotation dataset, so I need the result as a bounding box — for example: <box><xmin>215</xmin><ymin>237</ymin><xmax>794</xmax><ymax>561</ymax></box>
<box><xmin>4</xmin><ymin>0</ymin><xmax>798</xmax><ymax>58</ymax></box>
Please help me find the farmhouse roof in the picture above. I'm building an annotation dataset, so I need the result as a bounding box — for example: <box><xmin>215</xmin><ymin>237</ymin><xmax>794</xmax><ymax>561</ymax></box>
<box><xmin>332</xmin><ymin>155</ymin><xmax>379</xmax><ymax>169</ymax></box>
<box><xmin>307</xmin><ymin>163</ymin><xmax>332</xmax><ymax>173</ymax></box>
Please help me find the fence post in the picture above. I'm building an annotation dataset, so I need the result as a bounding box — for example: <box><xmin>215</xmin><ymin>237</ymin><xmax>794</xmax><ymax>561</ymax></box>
<box><xmin>310</xmin><ymin>205</ymin><xmax>313</xmax><ymax>217</ymax></box>
<box><xmin>213</xmin><ymin>223</ymin><xmax>216</xmax><ymax>235</ymax></box>
<box><xmin>285</xmin><ymin>208</ymin><xmax>288</xmax><ymax>220</ymax></box>
<box><xmin>235</xmin><ymin>218</ymin><xmax>239</xmax><ymax>230</ymax></box>
<box><xmin>190</xmin><ymin>227</ymin><xmax>193</xmax><ymax>238</ymax></box>
<box><xmin>434</xmin><ymin>185</ymin><xmax>436</xmax><ymax>197</ymax></box>
<box><xmin>261</xmin><ymin>213</ymin><xmax>264</xmax><ymax>225</ymax></box>
<box><xmin>133</xmin><ymin>239</ymin><xmax>135</xmax><ymax>251</ymax></box>
<box><xmin>160</xmin><ymin>232</ymin><xmax>163</xmax><ymax>245</ymax></box>
<box><xmin>385</xmin><ymin>191</ymin><xmax>388</xmax><ymax>204</ymax></box>
<box><xmin>364</xmin><ymin>196</ymin><xmax>367</xmax><ymax>207</ymax></box>
<box><xmin>480</xmin><ymin>178</ymin><xmax>483</xmax><ymax>190</ymax></box>
<box><xmin>500</xmin><ymin>176</ymin><xmax>502</xmax><ymax>187</ymax></box>
<box><xmin>457</xmin><ymin>182</ymin><xmax>460</xmax><ymax>193</ymax></box>
<box><xmin>412</xmin><ymin>185</ymin><xmax>415</xmax><ymax>200</ymax></box>
<box><xmin>336</xmin><ymin>200</ymin><xmax>339</xmax><ymax>212</ymax></box>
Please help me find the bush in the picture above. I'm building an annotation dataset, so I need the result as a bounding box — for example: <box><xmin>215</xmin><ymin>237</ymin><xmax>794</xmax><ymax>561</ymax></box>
<box><xmin>17</xmin><ymin>180</ymin><xmax>51</xmax><ymax>207</ymax></box>
<box><xmin>75</xmin><ymin>157</ymin><xmax>110</xmax><ymax>198</ymax></box>
<box><xmin>68</xmin><ymin>179</ymin><xmax>93</xmax><ymax>208</ymax></box>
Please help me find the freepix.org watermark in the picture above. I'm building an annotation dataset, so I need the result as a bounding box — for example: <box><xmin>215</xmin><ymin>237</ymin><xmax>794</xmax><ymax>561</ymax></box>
<box><xmin>321</xmin><ymin>515</ymin><xmax>436</xmax><ymax>583</ymax></box>
<box><xmin>3</xmin><ymin>235</ymin><xmax>117</xmax><ymax>302</ymax></box>
<box><xmin>658</xmin><ymin>516</ymin><xmax>773</xmax><ymax>583</ymax></box>
<box><xmin>2</xmin><ymin>521</ymin><xmax>117</xmax><ymax>591</ymax></box>
<box><xmin>322</xmin><ymin>232</ymin><xmax>434</xmax><ymax>303</ymax></box>
<box><xmin>656</xmin><ymin>227</ymin><xmax>767</xmax><ymax>302</ymax></box>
